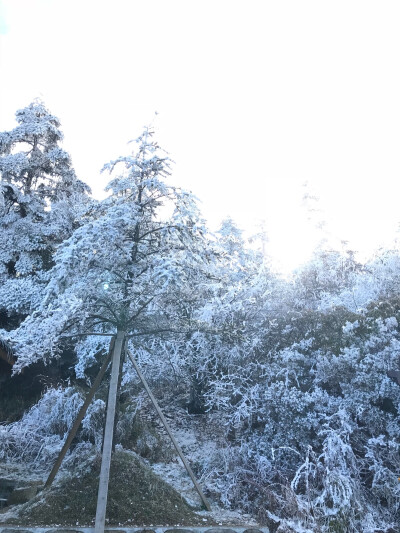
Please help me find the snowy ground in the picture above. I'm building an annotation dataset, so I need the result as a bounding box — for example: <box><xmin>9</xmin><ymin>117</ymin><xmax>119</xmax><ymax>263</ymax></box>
<box><xmin>0</xmin><ymin>400</ymin><xmax>258</xmax><ymax>527</ymax></box>
<box><xmin>146</xmin><ymin>400</ymin><xmax>258</xmax><ymax>527</ymax></box>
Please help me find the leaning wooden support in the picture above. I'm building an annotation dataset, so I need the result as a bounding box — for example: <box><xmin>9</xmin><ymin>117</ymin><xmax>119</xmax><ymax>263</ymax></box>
<box><xmin>127</xmin><ymin>349</ymin><xmax>212</xmax><ymax>512</ymax></box>
<box><xmin>44</xmin><ymin>337</ymin><xmax>115</xmax><ymax>489</ymax></box>
<box><xmin>95</xmin><ymin>330</ymin><xmax>125</xmax><ymax>533</ymax></box>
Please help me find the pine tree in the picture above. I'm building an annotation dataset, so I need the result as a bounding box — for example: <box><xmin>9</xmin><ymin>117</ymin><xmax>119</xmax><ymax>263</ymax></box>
<box><xmin>12</xmin><ymin>126</ymin><xmax>208</xmax><ymax>373</ymax></box>
<box><xmin>0</xmin><ymin>100</ymin><xmax>91</xmax><ymax>329</ymax></box>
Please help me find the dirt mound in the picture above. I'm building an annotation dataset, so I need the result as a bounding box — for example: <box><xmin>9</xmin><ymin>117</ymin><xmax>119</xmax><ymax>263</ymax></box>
<box><xmin>1</xmin><ymin>450</ymin><xmax>214</xmax><ymax>527</ymax></box>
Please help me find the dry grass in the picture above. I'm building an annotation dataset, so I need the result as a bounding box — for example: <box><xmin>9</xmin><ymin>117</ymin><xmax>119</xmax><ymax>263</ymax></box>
<box><xmin>1</xmin><ymin>450</ymin><xmax>215</xmax><ymax>527</ymax></box>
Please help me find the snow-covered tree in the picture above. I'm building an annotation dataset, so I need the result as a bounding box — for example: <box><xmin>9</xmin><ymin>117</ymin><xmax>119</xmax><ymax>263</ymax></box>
<box><xmin>0</xmin><ymin>100</ymin><xmax>90</xmax><ymax>328</ymax></box>
<box><xmin>180</xmin><ymin>218</ymin><xmax>281</xmax><ymax>417</ymax></box>
<box><xmin>186</xmin><ymin>236</ymin><xmax>400</xmax><ymax>529</ymax></box>
<box><xmin>291</xmin><ymin>247</ymin><xmax>362</xmax><ymax>311</ymax></box>
<box><xmin>12</xmin><ymin>126</ymin><xmax>208</xmax><ymax>374</ymax></box>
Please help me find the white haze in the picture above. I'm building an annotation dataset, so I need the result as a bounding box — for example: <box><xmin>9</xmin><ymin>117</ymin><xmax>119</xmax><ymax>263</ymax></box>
<box><xmin>1</xmin><ymin>0</ymin><xmax>400</xmax><ymax>272</ymax></box>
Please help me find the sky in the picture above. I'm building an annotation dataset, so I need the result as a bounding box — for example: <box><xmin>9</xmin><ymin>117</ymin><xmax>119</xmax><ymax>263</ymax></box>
<box><xmin>1</xmin><ymin>0</ymin><xmax>400</xmax><ymax>273</ymax></box>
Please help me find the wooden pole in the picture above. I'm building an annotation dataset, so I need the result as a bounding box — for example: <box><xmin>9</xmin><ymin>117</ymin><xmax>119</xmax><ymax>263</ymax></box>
<box><xmin>127</xmin><ymin>349</ymin><xmax>211</xmax><ymax>511</ymax></box>
<box><xmin>44</xmin><ymin>337</ymin><xmax>115</xmax><ymax>489</ymax></box>
<box><xmin>94</xmin><ymin>329</ymin><xmax>125</xmax><ymax>533</ymax></box>
<box><xmin>112</xmin><ymin>343</ymin><xmax>126</xmax><ymax>453</ymax></box>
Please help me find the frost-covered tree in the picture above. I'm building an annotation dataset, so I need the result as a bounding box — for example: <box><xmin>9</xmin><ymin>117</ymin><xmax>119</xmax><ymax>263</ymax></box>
<box><xmin>291</xmin><ymin>247</ymin><xmax>362</xmax><ymax>311</ymax></box>
<box><xmin>12</xmin><ymin>126</ymin><xmax>208</xmax><ymax>375</ymax></box>
<box><xmin>181</xmin><ymin>218</ymin><xmax>282</xmax><ymax>419</ymax></box>
<box><xmin>0</xmin><ymin>100</ymin><xmax>90</xmax><ymax>328</ymax></box>
<box><xmin>198</xmin><ymin>250</ymin><xmax>400</xmax><ymax>530</ymax></box>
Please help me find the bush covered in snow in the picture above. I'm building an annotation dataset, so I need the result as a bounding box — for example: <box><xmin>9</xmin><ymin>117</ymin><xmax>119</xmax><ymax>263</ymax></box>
<box><xmin>0</xmin><ymin>386</ymin><xmax>104</xmax><ymax>470</ymax></box>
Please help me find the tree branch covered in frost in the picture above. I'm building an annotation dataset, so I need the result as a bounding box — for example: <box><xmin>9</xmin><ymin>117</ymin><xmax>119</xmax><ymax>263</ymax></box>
<box><xmin>0</xmin><ymin>387</ymin><xmax>104</xmax><ymax>468</ymax></box>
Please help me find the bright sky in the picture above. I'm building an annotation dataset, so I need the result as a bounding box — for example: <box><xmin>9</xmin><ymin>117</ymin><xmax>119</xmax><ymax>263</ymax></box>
<box><xmin>1</xmin><ymin>0</ymin><xmax>400</xmax><ymax>272</ymax></box>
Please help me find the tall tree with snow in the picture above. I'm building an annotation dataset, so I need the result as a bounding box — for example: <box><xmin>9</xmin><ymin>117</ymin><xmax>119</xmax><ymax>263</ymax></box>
<box><xmin>12</xmin><ymin>126</ymin><xmax>208</xmax><ymax>374</ymax></box>
<box><xmin>0</xmin><ymin>100</ymin><xmax>90</xmax><ymax>330</ymax></box>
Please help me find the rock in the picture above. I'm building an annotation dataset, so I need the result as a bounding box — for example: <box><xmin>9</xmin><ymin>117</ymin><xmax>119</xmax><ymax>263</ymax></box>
<box><xmin>243</xmin><ymin>529</ymin><xmax>265</xmax><ymax>533</ymax></box>
<box><xmin>165</xmin><ymin>529</ymin><xmax>196</xmax><ymax>533</ymax></box>
<box><xmin>276</xmin><ymin>524</ymin><xmax>298</xmax><ymax>533</ymax></box>
<box><xmin>0</xmin><ymin>478</ymin><xmax>16</xmax><ymax>493</ymax></box>
<box><xmin>7</xmin><ymin>485</ymin><xmax>38</xmax><ymax>505</ymax></box>
<box><xmin>0</xmin><ymin>529</ymin><xmax>34</xmax><ymax>533</ymax></box>
<box><xmin>0</xmin><ymin>498</ymin><xmax>8</xmax><ymax>509</ymax></box>
<box><xmin>205</xmin><ymin>529</ymin><xmax>238</xmax><ymax>533</ymax></box>
<box><xmin>45</xmin><ymin>530</ymin><xmax>81</xmax><ymax>533</ymax></box>
<box><xmin>46</xmin><ymin>528</ymin><xmax>81</xmax><ymax>533</ymax></box>
<box><xmin>263</xmin><ymin>515</ymin><xmax>280</xmax><ymax>533</ymax></box>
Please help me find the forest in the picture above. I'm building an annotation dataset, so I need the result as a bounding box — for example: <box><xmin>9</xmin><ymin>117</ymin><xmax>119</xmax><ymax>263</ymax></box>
<box><xmin>0</xmin><ymin>101</ymin><xmax>399</xmax><ymax>533</ymax></box>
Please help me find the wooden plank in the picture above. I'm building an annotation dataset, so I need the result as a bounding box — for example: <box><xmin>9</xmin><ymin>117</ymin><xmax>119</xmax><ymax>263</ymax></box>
<box><xmin>94</xmin><ymin>329</ymin><xmax>125</xmax><ymax>533</ymax></box>
<box><xmin>44</xmin><ymin>337</ymin><xmax>115</xmax><ymax>489</ymax></box>
<box><xmin>127</xmin><ymin>349</ymin><xmax>212</xmax><ymax>512</ymax></box>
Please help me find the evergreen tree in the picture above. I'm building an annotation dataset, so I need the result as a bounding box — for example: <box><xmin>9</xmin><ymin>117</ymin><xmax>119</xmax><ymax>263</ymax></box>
<box><xmin>12</xmin><ymin>126</ymin><xmax>208</xmax><ymax>374</ymax></box>
<box><xmin>0</xmin><ymin>100</ymin><xmax>90</xmax><ymax>328</ymax></box>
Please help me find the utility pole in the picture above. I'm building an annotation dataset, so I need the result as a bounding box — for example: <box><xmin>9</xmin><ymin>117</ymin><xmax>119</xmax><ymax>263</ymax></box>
<box><xmin>94</xmin><ymin>329</ymin><xmax>125</xmax><ymax>533</ymax></box>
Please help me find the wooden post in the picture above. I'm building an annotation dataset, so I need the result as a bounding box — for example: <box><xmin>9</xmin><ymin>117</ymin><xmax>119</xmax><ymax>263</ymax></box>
<box><xmin>127</xmin><ymin>350</ymin><xmax>211</xmax><ymax>511</ymax></box>
<box><xmin>112</xmin><ymin>342</ymin><xmax>126</xmax><ymax>452</ymax></box>
<box><xmin>44</xmin><ymin>337</ymin><xmax>115</xmax><ymax>489</ymax></box>
<box><xmin>94</xmin><ymin>329</ymin><xmax>126</xmax><ymax>533</ymax></box>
